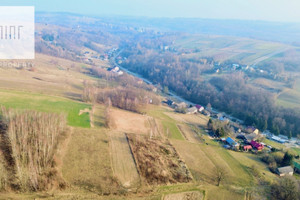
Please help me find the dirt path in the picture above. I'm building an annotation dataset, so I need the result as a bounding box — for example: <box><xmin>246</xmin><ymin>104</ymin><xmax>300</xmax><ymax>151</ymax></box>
<box><xmin>109</xmin><ymin>131</ymin><xmax>140</xmax><ymax>188</ymax></box>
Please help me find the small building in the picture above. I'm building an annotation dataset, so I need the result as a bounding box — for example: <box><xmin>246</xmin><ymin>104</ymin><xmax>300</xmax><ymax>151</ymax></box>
<box><xmin>246</xmin><ymin>126</ymin><xmax>259</xmax><ymax>135</ymax></box>
<box><xmin>243</xmin><ymin>145</ymin><xmax>252</xmax><ymax>151</ymax></box>
<box><xmin>195</xmin><ymin>105</ymin><xmax>204</xmax><ymax>112</ymax></box>
<box><xmin>166</xmin><ymin>100</ymin><xmax>174</xmax><ymax>106</ymax></box>
<box><xmin>277</xmin><ymin>166</ymin><xmax>294</xmax><ymax>176</ymax></box>
<box><xmin>270</xmin><ymin>136</ymin><xmax>287</xmax><ymax>144</ymax></box>
<box><xmin>186</xmin><ymin>106</ymin><xmax>198</xmax><ymax>114</ymax></box>
<box><xmin>250</xmin><ymin>140</ymin><xmax>264</xmax><ymax>150</ymax></box>
<box><xmin>226</xmin><ymin>137</ymin><xmax>239</xmax><ymax>148</ymax></box>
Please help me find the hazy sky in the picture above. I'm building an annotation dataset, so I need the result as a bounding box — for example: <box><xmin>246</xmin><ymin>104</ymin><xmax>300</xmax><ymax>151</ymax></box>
<box><xmin>2</xmin><ymin>0</ymin><xmax>300</xmax><ymax>22</ymax></box>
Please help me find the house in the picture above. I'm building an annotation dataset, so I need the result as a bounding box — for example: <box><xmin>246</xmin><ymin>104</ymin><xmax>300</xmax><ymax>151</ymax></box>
<box><xmin>246</xmin><ymin>126</ymin><xmax>259</xmax><ymax>135</ymax></box>
<box><xmin>243</xmin><ymin>145</ymin><xmax>252</xmax><ymax>151</ymax></box>
<box><xmin>226</xmin><ymin>137</ymin><xmax>239</xmax><ymax>148</ymax></box>
<box><xmin>195</xmin><ymin>105</ymin><xmax>204</xmax><ymax>112</ymax></box>
<box><xmin>277</xmin><ymin>166</ymin><xmax>294</xmax><ymax>176</ymax></box>
<box><xmin>186</xmin><ymin>106</ymin><xmax>198</xmax><ymax>114</ymax></box>
<box><xmin>250</xmin><ymin>140</ymin><xmax>264</xmax><ymax>150</ymax></box>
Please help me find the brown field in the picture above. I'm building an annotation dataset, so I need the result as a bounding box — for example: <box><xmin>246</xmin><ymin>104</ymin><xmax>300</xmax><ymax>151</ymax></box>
<box><xmin>127</xmin><ymin>134</ymin><xmax>192</xmax><ymax>185</ymax></box>
<box><xmin>110</xmin><ymin>108</ymin><xmax>150</xmax><ymax>135</ymax></box>
<box><xmin>109</xmin><ymin>131</ymin><xmax>140</xmax><ymax>188</ymax></box>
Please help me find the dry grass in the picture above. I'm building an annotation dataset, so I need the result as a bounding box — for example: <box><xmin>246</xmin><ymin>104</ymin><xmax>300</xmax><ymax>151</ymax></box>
<box><xmin>110</xmin><ymin>108</ymin><xmax>150</xmax><ymax>135</ymax></box>
<box><xmin>171</xmin><ymin>140</ymin><xmax>216</xmax><ymax>183</ymax></box>
<box><xmin>109</xmin><ymin>131</ymin><xmax>140</xmax><ymax>188</ymax></box>
<box><xmin>127</xmin><ymin>134</ymin><xmax>192</xmax><ymax>185</ymax></box>
<box><xmin>61</xmin><ymin>127</ymin><xmax>120</xmax><ymax>195</ymax></box>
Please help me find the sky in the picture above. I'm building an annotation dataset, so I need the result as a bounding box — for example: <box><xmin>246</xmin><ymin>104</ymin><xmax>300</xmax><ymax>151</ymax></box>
<box><xmin>1</xmin><ymin>0</ymin><xmax>300</xmax><ymax>22</ymax></box>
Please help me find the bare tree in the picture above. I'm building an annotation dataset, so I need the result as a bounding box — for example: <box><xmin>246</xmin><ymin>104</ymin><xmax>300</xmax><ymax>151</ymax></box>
<box><xmin>214</xmin><ymin>166</ymin><xmax>227</xmax><ymax>186</ymax></box>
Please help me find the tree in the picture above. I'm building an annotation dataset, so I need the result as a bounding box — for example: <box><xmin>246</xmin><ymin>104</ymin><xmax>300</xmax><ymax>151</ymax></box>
<box><xmin>288</xmin><ymin>131</ymin><xmax>292</xmax><ymax>139</ymax></box>
<box><xmin>263</xmin><ymin>119</ymin><xmax>268</xmax><ymax>131</ymax></box>
<box><xmin>214</xmin><ymin>166</ymin><xmax>227</xmax><ymax>186</ymax></box>
<box><xmin>282</xmin><ymin>151</ymin><xmax>294</xmax><ymax>167</ymax></box>
<box><xmin>270</xmin><ymin>177</ymin><xmax>299</xmax><ymax>200</ymax></box>
<box><xmin>163</xmin><ymin>86</ymin><xmax>169</xmax><ymax>94</ymax></box>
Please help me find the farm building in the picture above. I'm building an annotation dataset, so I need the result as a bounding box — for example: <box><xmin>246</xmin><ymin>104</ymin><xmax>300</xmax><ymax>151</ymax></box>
<box><xmin>243</xmin><ymin>145</ymin><xmax>252</xmax><ymax>151</ymax></box>
<box><xmin>270</xmin><ymin>135</ymin><xmax>287</xmax><ymax>144</ymax></box>
<box><xmin>250</xmin><ymin>140</ymin><xmax>264</xmax><ymax>150</ymax></box>
<box><xmin>195</xmin><ymin>105</ymin><xmax>204</xmax><ymax>112</ymax></box>
<box><xmin>226</xmin><ymin>137</ymin><xmax>239</xmax><ymax>148</ymax></box>
<box><xmin>186</xmin><ymin>106</ymin><xmax>198</xmax><ymax>114</ymax></box>
<box><xmin>277</xmin><ymin>166</ymin><xmax>294</xmax><ymax>176</ymax></box>
<box><xmin>246</xmin><ymin>126</ymin><xmax>259</xmax><ymax>135</ymax></box>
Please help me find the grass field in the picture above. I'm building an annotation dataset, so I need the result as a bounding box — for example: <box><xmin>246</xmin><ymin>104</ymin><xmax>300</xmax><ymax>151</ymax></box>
<box><xmin>146</xmin><ymin>105</ymin><xmax>184</xmax><ymax>140</ymax></box>
<box><xmin>61</xmin><ymin>127</ymin><xmax>113</xmax><ymax>193</ymax></box>
<box><xmin>109</xmin><ymin>131</ymin><xmax>140</xmax><ymax>188</ymax></box>
<box><xmin>0</xmin><ymin>89</ymin><xmax>91</xmax><ymax>127</ymax></box>
<box><xmin>276</xmin><ymin>79</ymin><xmax>300</xmax><ymax>109</ymax></box>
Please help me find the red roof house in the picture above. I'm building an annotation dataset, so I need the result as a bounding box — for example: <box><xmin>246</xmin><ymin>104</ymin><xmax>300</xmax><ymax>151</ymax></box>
<box><xmin>250</xmin><ymin>140</ymin><xmax>264</xmax><ymax>150</ymax></box>
<box><xmin>243</xmin><ymin>145</ymin><xmax>252</xmax><ymax>151</ymax></box>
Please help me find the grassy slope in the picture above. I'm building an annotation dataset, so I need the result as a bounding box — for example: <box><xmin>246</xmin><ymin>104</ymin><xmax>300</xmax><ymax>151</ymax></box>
<box><xmin>0</xmin><ymin>89</ymin><xmax>91</xmax><ymax>128</ymax></box>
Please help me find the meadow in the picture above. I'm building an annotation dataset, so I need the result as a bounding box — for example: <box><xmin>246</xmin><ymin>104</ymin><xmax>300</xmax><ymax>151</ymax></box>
<box><xmin>0</xmin><ymin>89</ymin><xmax>91</xmax><ymax>127</ymax></box>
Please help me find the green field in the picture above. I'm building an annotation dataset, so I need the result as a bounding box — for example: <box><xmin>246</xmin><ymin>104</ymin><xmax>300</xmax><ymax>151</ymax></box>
<box><xmin>0</xmin><ymin>89</ymin><xmax>91</xmax><ymax>128</ymax></box>
<box><xmin>147</xmin><ymin>105</ymin><xmax>184</xmax><ymax>140</ymax></box>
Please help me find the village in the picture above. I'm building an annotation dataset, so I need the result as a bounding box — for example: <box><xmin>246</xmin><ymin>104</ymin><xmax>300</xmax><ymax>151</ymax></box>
<box><xmin>163</xmin><ymin>97</ymin><xmax>300</xmax><ymax>177</ymax></box>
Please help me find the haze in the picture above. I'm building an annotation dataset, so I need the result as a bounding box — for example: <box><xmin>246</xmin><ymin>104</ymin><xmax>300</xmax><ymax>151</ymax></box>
<box><xmin>2</xmin><ymin>0</ymin><xmax>300</xmax><ymax>22</ymax></box>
